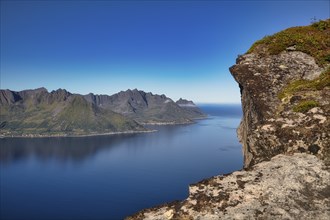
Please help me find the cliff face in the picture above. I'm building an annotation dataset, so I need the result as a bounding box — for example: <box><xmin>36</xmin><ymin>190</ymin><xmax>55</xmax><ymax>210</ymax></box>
<box><xmin>230</xmin><ymin>51</ymin><xmax>329</xmax><ymax>168</ymax></box>
<box><xmin>229</xmin><ymin>19</ymin><xmax>330</xmax><ymax>168</ymax></box>
<box><xmin>126</xmin><ymin>20</ymin><xmax>330</xmax><ymax>219</ymax></box>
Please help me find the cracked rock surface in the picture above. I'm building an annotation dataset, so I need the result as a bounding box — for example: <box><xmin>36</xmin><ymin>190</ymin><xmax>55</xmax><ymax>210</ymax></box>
<box><xmin>230</xmin><ymin>51</ymin><xmax>329</xmax><ymax>168</ymax></box>
<box><xmin>127</xmin><ymin>154</ymin><xmax>330</xmax><ymax>220</ymax></box>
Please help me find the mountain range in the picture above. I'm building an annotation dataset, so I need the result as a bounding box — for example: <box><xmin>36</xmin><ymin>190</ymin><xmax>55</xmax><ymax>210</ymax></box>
<box><xmin>84</xmin><ymin>89</ymin><xmax>205</xmax><ymax>124</ymax></box>
<box><xmin>0</xmin><ymin>88</ymin><xmax>206</xmax><ymax>137</ymax></box>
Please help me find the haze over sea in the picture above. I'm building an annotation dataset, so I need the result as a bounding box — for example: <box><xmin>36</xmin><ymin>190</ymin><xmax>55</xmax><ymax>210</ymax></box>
<box><xmin>0</xmin><ymin>104</ymin><xmax>242</xmax><ymax>220</ymax></box>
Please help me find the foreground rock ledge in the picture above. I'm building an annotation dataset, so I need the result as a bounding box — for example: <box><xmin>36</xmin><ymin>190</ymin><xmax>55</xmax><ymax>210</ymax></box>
<box><xmin>126</xmin><ymin>154</ymin><xmax>330</xmax><ymax>220</ymax></box>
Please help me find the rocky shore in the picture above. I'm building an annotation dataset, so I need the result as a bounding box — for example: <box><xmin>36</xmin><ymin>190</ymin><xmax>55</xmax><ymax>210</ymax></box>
<box><xmin>0</xmin><ymin>129</ymin><xmax>156</xmax><ymax>139</ymax></box>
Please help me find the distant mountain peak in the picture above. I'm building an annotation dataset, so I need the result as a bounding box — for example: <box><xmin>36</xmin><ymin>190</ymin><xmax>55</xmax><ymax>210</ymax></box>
<box><xmin>176</xmin><ymin>98</ymin><xmax>196</xmax><ymax>107</ymax></box>
<box><xmin>18</xmin><ymin>87</ymin><xmax>48</xmax><ymax>96</ymax></box>
<box><xmin>125</xmin><ymin>88</ymin><xmax>140</xmax><ymax>93</ymax></box>
<box><xmin>35</xmin><ymin>87</ymin><xmax>48</xmax><ymax>92</ymax></box>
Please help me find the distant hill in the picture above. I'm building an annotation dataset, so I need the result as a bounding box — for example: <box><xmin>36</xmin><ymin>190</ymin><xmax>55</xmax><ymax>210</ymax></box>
<box><xmin>0</xmin><ymin>88</ymin><xmax>205</xmax><ymax>137</ymax></box>
<box><xmin>84</xmin><ymin>89</ymin><xmax>206</xmax><ymax>124</ymax></box>
<box><xmin>0</xmin><ymin>88</ymin><xmax>145</xmax><ymax>137</ymax></box>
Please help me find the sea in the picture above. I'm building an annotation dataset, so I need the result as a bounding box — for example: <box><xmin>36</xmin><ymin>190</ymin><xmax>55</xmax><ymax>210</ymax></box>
<box><xmin>0</xmin><ymin>104</ymin><xmax>243</xmax><ymax>220</ymax></box>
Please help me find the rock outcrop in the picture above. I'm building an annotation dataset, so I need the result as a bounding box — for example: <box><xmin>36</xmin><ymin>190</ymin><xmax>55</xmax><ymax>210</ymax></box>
<box><xmin>126</xmin><ymin>20</ymin><xmax>330</xmax><ymax>219</ymax></box>
<box><xmin>230</xmin><ymin>51</ymin><xmax>329</xmax><ymax>168</ymax></box>
<box><xmin>229</xmin><ymin>19</ymin><xmax>330</xmax><ymax>168</ymax></box>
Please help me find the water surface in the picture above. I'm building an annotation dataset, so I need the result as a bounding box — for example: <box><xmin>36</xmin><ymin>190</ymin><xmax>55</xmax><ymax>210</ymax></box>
<box><xmin>0</xmin><ymin>104</ymin><xmax>243</xmax><ymax>219</ymax></box>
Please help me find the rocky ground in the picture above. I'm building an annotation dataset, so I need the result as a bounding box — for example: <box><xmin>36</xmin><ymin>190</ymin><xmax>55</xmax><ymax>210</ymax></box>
<box><xmin>127</xmin><ymin>154</ymin><xmax>330</xmax><ymax>220</ymax></box>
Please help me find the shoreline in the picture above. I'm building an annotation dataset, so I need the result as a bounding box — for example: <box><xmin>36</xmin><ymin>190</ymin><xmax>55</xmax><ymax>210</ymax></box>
<box><xmin>0</xmin><ymin>129</ymin><xmax>157</xmax><ymax>139</ymax></box>
<box><xmin>0</xmin><ymin>117</ymin><xmax>209</xmax><ymax>139</ymax></box>
<box><xmin>140</xmin><ymin>116</ymin><xmax>208</xmax><ymax>126</ymax></box>
<box><xmin>141</xmin><ymin>121</ymin><xmax>193</xmax><ymax>125</ymax></box>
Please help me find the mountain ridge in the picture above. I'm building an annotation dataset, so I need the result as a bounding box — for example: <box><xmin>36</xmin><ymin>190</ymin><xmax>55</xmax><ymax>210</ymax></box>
<box><xmin>0</xmin><ymin>88</ymin><xmax>205</xmax><ymax>137</ymax></box>
<box><xmin>83</xmin><ymin>89</ymin><xmax>206</xmax><ymax>124</ymax></box>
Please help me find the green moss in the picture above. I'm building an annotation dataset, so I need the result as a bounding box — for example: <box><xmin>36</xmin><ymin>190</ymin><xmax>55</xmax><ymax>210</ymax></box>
<box><xmin>293</xmin><ymin>100</ymin><xmax>319</xmax><ymax>113</ymax></box>
<box><xmin>278</xmin><ymin>67</ymin><xmax>330</xmax><ymax>100</ymax></box>
<box><xmin>248</xmin><ymin>19</ymin><xmax>330</xmax><ymax>67</ymax></box>
<box><xmin>312</xmin><ymin>20</ymin><xmax>329</xmax><ymax>31</ymax></box>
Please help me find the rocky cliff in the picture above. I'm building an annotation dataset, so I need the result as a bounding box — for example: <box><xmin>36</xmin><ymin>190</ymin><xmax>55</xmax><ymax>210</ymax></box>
<box><xmin>230</xmin><ymin>51</ymin><xmax>329</xmax><ymax>168</ymax></box>
<box><xmin>230</xmin><ymin>20</ymin><xmax>330</xmax><ymax>168</ymax></box>
<box><xmin>126</xmin><ymin>20</ymin><xmax>330</xmax><ymax>219</ymax></box>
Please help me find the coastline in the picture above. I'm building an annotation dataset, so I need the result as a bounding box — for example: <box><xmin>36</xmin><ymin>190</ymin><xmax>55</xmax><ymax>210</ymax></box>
<box><xmin>0</xmin><ymin>129</ymin><xmax>157</xmax><ymax>139</ymax></box>
<box><xmin>140</xmin><ymin>116</ymin><xmax>208</xmax><ymax>126</ymax></box>
<box><xmin>0</xmin><ymin>117</ymin><xmax>208</xmax><ymax>139</ymax></box>
<box><xmin>140</xmin><ymin>121</ymin><xmax>193</xmax><ymax>126</ymax></box>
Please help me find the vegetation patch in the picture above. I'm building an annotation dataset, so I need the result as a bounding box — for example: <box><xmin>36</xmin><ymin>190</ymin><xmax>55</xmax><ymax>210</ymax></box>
<box><xmin>293</xmin><ymin>100</ymin><xmax>319</xmax><ymax>113</ymax></box>
<box><xmin>278</xmin><ymin>67</ymin><xmax>330</xmax><ymax>100</ymax></box>
<box><xmin>248</xmin><ymin>19</ymin><xmax>330</xmax><ymax>66</ymax></box>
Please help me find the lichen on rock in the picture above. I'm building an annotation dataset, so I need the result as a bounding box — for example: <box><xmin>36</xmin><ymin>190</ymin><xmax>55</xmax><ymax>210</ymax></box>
<box><xmin>230</xmin><ymin>50</ymin><xmax>329</xmax><ymax>168</ymax></box>
<box><xmin>127</xmin><ymin>154</ymin><xmax>330</xmax><ymax>220</ymax></box>
<box><xmin>230</xmin><ymin>21</ymin><xmax>329</xmax><ymax>168</ymax></box>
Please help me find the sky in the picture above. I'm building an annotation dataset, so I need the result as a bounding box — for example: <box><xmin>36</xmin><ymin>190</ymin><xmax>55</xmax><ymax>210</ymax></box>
<box><xmin>1</xmin><ymin>0</ymin><xmax>329</xmax><ymax>103</ymax></box>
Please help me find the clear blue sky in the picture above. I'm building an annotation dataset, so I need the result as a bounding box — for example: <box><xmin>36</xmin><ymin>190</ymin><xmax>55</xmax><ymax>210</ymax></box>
<box><xmin>1</xmin><ymin>0</ymin><xmax>329</xmax><ymax>103</ymax></box>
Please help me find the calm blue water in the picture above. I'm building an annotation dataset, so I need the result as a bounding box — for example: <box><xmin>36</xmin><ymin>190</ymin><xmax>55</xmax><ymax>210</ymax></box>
<box><xmin>0</xmin><ymin>104</ymin><xmax>243</xmax><ymax>220</ymax></box>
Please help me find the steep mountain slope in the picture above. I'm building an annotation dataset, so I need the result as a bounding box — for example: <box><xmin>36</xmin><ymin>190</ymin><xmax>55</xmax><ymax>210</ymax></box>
<box><xmin>176</xmin><ymin>98</ymin><xmax>205</xmax><ymax>119</ymax></box>
<box><xmin>0</xmin><ymin>88</ymin><xmax>145</xmax><ymax>137</ymax></box>
<box><xmin>84</xmin><ymin>89</ymin><xmax>206</xmax><ymax>124</ymax></box>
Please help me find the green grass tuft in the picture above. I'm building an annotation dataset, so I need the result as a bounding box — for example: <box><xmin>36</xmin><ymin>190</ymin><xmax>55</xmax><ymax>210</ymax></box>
<box><xmin>293</xmin><ymin>100</ymin><xmax>319</xmax><ymax>113</ymax></box>
<box><xmin>278</xmin><ymin>67</ymin><xmax>330</xmax><ymax>100</ymax></box>
<box><xmin>248</xmin><ymin>19</ymin><xmax>330</xmax><ymax>67</ymax></box>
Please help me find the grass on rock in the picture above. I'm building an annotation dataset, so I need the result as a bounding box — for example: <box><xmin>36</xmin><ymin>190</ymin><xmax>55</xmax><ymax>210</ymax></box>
<box><xmin>293</xmin><ymin>100</ymin><xmax>319</xmax><ymax>113</ymax></box>
<box><xmin>248</xmin><ymin>19</ymin><xmax>330</xmax><ymax>67</ymax></box>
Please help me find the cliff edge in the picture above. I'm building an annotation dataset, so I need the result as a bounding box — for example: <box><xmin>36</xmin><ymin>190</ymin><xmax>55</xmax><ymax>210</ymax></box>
<box><xmin>126</xmin><ymin>20</ymin><xmax>330</xmax><ymax>219</ymax></box>
<box><xmin>230</xmin><ymin>19</ymin><xmax>330</xmax><ymax>167</ymax></box>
